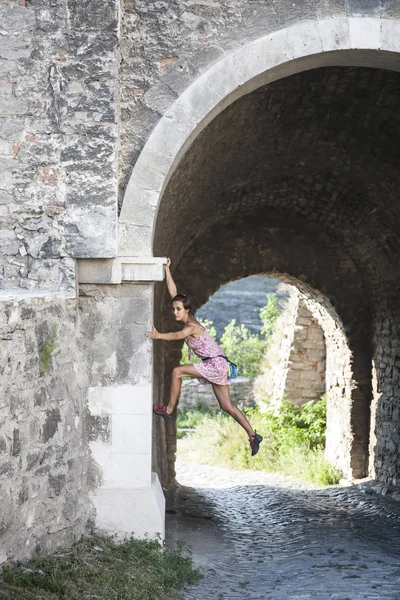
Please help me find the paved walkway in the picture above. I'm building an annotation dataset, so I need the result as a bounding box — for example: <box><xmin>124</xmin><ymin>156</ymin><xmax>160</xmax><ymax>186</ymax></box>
<box><xmin>166</xmin><ymin>461</ymin><xmax>400</xmax><ymax>600</ymax></box>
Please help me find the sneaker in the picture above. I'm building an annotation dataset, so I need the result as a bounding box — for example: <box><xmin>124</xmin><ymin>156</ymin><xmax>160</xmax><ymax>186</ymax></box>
<box><xmin>153</xmin><ymin>405</ymin><xmax>173</xmax><ymax>420</ymax></box>
<box><xmin>249</xmin><ymin>432</ymin><xmax>263</xmax><ymax>456</ymax></box>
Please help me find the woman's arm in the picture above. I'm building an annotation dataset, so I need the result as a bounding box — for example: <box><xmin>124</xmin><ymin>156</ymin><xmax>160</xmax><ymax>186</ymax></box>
<box><xmin>146</xmin><ymin>324</ymin><xmax>194</xmax><ymax>341</ymax></box>
<box><xmin>164</xmin><ymin>257</ymin><xmax>177</xmax><ymax>298</ymax></box>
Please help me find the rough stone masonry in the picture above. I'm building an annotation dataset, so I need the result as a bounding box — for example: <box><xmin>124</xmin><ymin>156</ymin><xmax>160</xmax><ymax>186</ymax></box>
<box><xmin>2</xmin><ymin>0</ymin><xmax>400</xmax><ymax>565</ymax></box>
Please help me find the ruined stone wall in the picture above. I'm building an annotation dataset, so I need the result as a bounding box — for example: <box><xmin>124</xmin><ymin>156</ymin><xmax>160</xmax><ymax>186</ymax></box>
<box><xmin>0</xmin><ymin>0</ymin><xmax>119</xmax><ymax>293</ymax></box>
<box><xmin>285</xmin><ymin>300</ymin><xmax>326</xmax><ymax>406</ymax></box>
<box><xmin>254</xmin><ymin>294</ymin><xmax>298</xmax><ymax>408</ymax></box>
<box><xmin>0</xmin><ymin>293</ymin><xmax>93</xmax><ymax>564</ymax></box>
<box><xmin>254</xmin><ymin>295</ymin><xmax>326</xmax><ymax>409</ymax></box>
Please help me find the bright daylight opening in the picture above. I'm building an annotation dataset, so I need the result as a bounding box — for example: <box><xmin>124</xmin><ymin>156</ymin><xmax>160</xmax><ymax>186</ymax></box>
<box><xmin>174</xmin><ymin>275</ymin><xmax>347</xmax><ymax>488</ymax></box>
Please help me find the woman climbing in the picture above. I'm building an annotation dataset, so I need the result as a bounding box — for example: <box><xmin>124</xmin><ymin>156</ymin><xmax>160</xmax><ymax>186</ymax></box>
<box><xmin>146</xmin><ymin>258</ymin><xmax>263</xmax><ymax>456</ymax></box>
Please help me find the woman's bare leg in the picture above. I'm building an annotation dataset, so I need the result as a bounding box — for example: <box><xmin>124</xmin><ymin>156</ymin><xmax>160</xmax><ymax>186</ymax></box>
<box><xmin>212</xmin><ymin>383</ymin><xmax>255</xmax><ymax>438</ymax></box>
<box><xmin>167</xmin><ymin>364</ymin><xmax>201</xmax><ymax>414</ymax></box>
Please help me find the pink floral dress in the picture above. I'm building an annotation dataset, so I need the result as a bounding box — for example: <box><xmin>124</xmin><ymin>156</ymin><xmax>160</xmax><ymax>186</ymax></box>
<box><xmin>185</xmin><ymin>324</ymin><xmax>231</xmax><ymax>386</ymax></box>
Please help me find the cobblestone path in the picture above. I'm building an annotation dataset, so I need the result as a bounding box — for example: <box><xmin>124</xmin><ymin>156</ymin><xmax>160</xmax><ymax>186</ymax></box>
<box><xmin>166</xmin><ymin>461</ymin><xmax>400</xmax><ymax>600</ymax></box>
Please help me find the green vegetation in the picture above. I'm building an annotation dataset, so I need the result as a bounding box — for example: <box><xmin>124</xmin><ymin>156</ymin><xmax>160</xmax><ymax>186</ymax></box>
<box><xmin>219</xmin><ymin>320</ymin><xmax>265</xmax><ymax>378</ymax></box>
<box><xmin>0</xmin><ymin>534</ymin><xmax>201</xmax><ymax>600</ymax></box>
<box><xmin>259</xmin><ymin>294</ymin><xmax>280</xmax><ymax>337</ymax></box>
<box><xmin>177</xmin><ymin>403</ymin><xmax>214</xmax><ymax>439</ymax></box>
<box><xmin>177</xmin><ymin>396</ymin><xmax>342</xmax><ymax>486</ymax></box>
<box><xmin>39</xmin><ymin>324</ymin><xmax>59</xmax><ymax>375</ymax></box>
<box><xmin>181</xmin><ymin>294</ymin><xmax>280</xmax><ymax>378</ymax></box>
<box><xmin>178</xmin><ymin>293</ymin><xmax>340</xmax><ymax>486</ymax></box>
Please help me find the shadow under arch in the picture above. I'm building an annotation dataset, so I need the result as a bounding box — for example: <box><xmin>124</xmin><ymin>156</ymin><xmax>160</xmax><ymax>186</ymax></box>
<box><xmin>152</xmin><ymin>217</ymin><xmax>372</xmax><ymax>491</ymax></box>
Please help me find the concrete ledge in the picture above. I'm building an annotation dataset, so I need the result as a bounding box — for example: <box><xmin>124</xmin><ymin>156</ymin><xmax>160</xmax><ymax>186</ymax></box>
<box><xmin>91</xmin><ymin>473</ymin><xmax>165</xmax><ymax>540</ymax></box>
<box><xmin>78</xmin><ymin>257</ymin><xmax>166</xmax><ymax>284</ymax></box>
<box><xmin>120</xmin><ymin>257</ymin><xmax>165</xmax><ymax>283</ymax></box>
<box><xmin>88</xmin><ymin>384</ymin><xmax>151</xmax><ymax>415</ymax></box>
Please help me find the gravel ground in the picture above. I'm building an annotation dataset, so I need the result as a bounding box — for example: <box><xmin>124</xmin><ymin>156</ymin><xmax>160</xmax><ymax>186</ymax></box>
<box><xmin>166</xmin><ymin>461</ymin><xmax>400</xmax><ymax>600</ymax></box>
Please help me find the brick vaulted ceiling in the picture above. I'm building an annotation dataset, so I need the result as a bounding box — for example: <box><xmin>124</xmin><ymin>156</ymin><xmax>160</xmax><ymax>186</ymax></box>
<box><xmin>154</xmin><ymin>66</ymin><xmax>400</xmax><ymax>316</ymax></box>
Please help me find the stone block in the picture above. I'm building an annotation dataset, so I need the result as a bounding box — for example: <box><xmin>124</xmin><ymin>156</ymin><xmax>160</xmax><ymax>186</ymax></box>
<box><xmin>349</xmin><ymin>16</ymin><xmax>381</xmax><ymax>49</ymax></box>
<box><xmin>78</xmin><ymin>259</ymin><xmax>121</xmax><ymax>284</ymax></box>
<box><xmin>92</xmin><ymin>472</ymin><xmax>165</xmax><ymax>540</ymax></box>
<box><xmin>48</xmin><ymin>473</ymin><xmax>66</xmax><ymax>497</ymax></box>
<box><xmin>300</xmin><ymin>370</ymin><xmax>320</xmax><ymax>381</ymax></box>
<box><xmin>92</xmin><ymin>451</ymin><xmax>152</xmax><ymax>489</ymax></box>
<box><xmin>306</xmin><ymin>349</ymin><xmax>325</xmax><ymax>362</ymax></box>
<box><xmin>11</xmin><ymin>428</ymin><xmax>20</xmax><ymax>456</ymax></box>
<box><xmin>308</xmin><ymin>328</ymin><xmax>325</xmax><ymax>341</ymax></box>
<box><xmin>88</xmin><ymin>384</ymin><xmax>152</xmax><ymax>416</ymax></box>
<box><xmin>121</xmin><ymin>257</ymin><xmax>166</xmax><ymax>283</ymax></box>
<box><xmin>42</xmin><ymin>408</ymin><xmax>61</xmax><ymax>443</ymax></box>
<box><xmin>296</xmin><ymin>317</ymin><xmax>313</xmax><ymax>326</ymax></box>
<box><xmin>89</xmin><ymin>415</ymin><xmax>111</xmax><ymax>444</ymax></box>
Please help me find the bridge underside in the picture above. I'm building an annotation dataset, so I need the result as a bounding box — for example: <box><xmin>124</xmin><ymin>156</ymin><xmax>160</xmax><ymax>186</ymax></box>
<box><xmin>153</xmin><ymin>66</ymin><xmax>400</xmax><ymax>490</ymax></box>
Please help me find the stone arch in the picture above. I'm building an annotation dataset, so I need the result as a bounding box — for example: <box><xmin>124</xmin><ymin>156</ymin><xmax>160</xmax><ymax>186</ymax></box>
<box><xmin>147</xmin><ymin>56</ymin><xmax>400</xmax><ymax>494</ymax></box>
<box><xmin>119</xmin><ymin>16</ymin><xmax>400</xmax><ymax>255</ymax></box>
<box><xmin>152</xmin><ymin>219</ymin><xmax>372</xmax><ymax>488</ymax></box>
<box><xmin>118</xmin><ymin>14</ymin><xmax>400</xmax><ymax>496</ymax></box>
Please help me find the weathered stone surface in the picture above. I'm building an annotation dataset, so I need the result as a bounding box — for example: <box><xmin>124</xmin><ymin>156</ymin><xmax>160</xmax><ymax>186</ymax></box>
<box><xmin>0</xmin><ymin>0</ymin><xmax>118</xmax><ymax>292</ymax></box>
<box><xmin>42</xmin><ymin>409</ymin><xmax>61</xmax><ymax>443</ymax></box>
<box><xmin>88</xmin><ymin>415</ymin><xmax>111</xmax><ymax>444</ymax></box>
<box><xmin>0</xmin><ymin>294</ymin><xmax>93</xmax><ymax>564</ymax></box>
<box><xmin>254</xmin><ymin>293</ymin><xmax>326</xmax><ymax>409</ymax></box>
<box><xmin>2</xmin><ymin>0</ymin><xmax>400</xmax><ymax>568</ymax></box>
<box><xmin>48</xmin><ymin>473</ymin><xmax>66</xmax><ymax>497</ymax></box>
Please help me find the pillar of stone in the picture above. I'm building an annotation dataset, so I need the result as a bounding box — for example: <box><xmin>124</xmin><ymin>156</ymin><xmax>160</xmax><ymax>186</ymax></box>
<box><xmin>78</xmin><ymin>258</ymin><xmax>166</xmax><ymax>540</ymax></box>
<box><xmin>284</xmin><ymin>299</ymin><xmax>326</xmax><ymax>406</ymax></box>
<box><xmin>254</xmin><ymin>292</ymin><xmax>326</xmax><ymax>409</ymax></box>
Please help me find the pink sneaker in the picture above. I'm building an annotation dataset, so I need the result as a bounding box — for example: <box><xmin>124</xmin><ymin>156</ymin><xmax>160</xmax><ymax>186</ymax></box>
<box><xmin>153</xmin><ymin>405</ymin><xmax>173</xmax><ymax>420</ymax></box>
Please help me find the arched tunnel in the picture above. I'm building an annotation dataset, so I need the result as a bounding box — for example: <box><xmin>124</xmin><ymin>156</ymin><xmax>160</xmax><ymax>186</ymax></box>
<box><xmin>151</xmin><ymin>66</ymin><xmax>400</xmax><ymax>493</ymax></box>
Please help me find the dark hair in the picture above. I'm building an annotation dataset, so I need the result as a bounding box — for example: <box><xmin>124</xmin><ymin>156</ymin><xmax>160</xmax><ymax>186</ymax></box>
<box><xmin>171</xmin><ymin>294</ymin><xmax>191</xmax><ymax>312</ymax></box>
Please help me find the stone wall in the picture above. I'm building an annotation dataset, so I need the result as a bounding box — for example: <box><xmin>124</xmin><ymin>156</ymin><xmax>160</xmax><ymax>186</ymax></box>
<box><xmin>118</xmin><ymin>0</ymin><xmax>400</xmax><ymax>207</ymax></box>
<box><xmin>254</xmin><ymin>293</ymin><xmax>298</xmax><ymax>408</ymax></box>
<box><xmin>179</xmin><ymin>377</ymin><xmax>254</xmax><ymax>412</ymax></box>
<box><xmin>78</xmin><ymin>283</ymin><xmax>165</xmax><ymax>540</ymax></box>
<box><xmin>287</xmin><ymin>302</ymin><xmax>325</xmax><ymax>404</ymax></box>
<box><xmin>257</xmin><ymin>295</ymin><xmax>326</xmax><ymax>408</ymax></box>
<box><xmin>370</xmin><ymin>299</ymin><xmax>400</xmax><ymax>491</ymax></box>
<box><xmin>0</xmin><ymin>0</ymin><xmax>118</xmax><ymax>293</ymax></box>
<box><xmin>2</xmin><ymin>0</ymin><xmax>400</xmax><ymax>567</ymax></box>
<box><xmin>0</xmin><ymin>293</ymin><xmax>93</xmax><ymax>564</ymax></box>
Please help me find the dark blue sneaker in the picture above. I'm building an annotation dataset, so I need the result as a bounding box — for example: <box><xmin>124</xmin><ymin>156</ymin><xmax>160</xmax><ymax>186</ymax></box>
<box><xmin>249</xmin><ymin>432</ymin><xmax>263</xmax><ymax>456</ymax></box>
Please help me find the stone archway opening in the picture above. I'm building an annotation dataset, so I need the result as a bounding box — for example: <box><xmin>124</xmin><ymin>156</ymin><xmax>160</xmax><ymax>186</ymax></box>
<box><xmin>153</xmin><ymin>256</ymin><xmax>370</xmax><ymax>491</ymax></box>
<box><xmin>149</xmin><ymin>61</ymin><xmax>400</xmax><ymax>491</ymax></box>
<box><xmin>174</xmin><ymin>273</ymin><xmax>361</xmax><ymax>482</ymax></box>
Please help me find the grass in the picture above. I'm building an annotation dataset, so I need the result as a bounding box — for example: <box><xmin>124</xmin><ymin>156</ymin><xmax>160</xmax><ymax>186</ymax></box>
<box><xmin>177</xmin><ymin>403</ymin><xmax>215</xmax><ymax>439</ymax></box>
<box><xmin>39</xmin><ymin>324</ymin><xmax>59</xmax><ymax>375</ymax></box>
<box><xmin>177</xmin><ymin>398</ymin><xmax>342</xmax><ymax>487</ymax></box>
<box><xmin>0</xmin><ymin>534</ymin><xmax>201</xmax><ymax>600</ymax></box>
